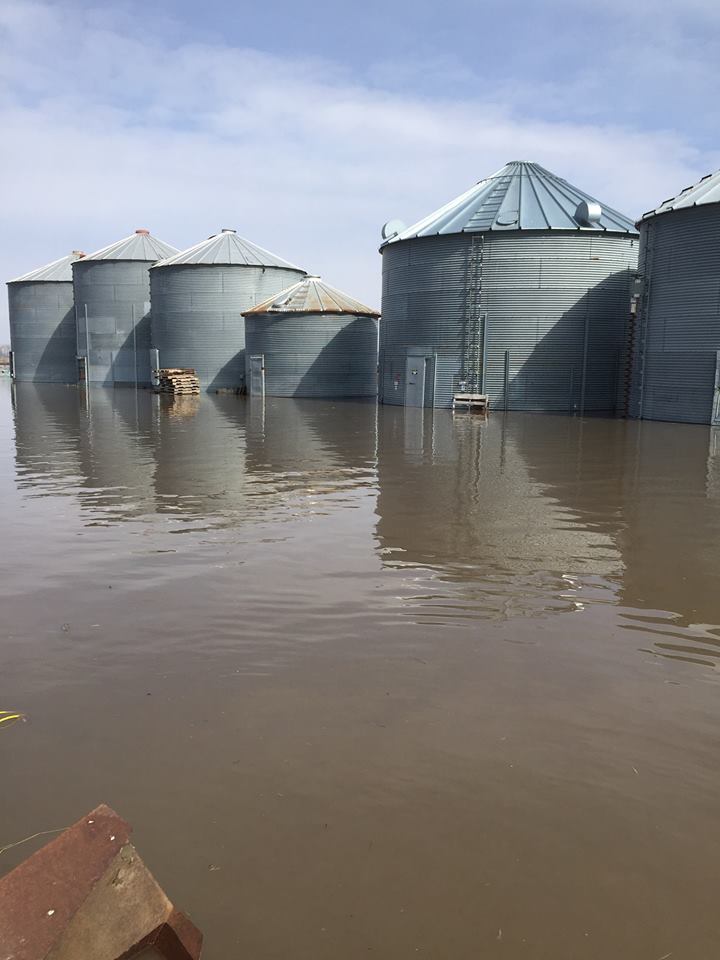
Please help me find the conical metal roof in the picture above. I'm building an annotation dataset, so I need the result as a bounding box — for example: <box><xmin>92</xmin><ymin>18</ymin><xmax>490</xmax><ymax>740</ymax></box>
<box><xmin>382</xmin><ymin>161</ymin><xmax>637</xmax><ymax>245</ymax></box>
<box><xmin>8</xmin><ymin>250</ymin><xmax>86</xmax><ymax>284</ymax></box>
<box><xmin>640</xmin><ymin>168</ymin><xmax>720</xmax><ymax>223</ymax></box>
<box><xmin>152</xmin><ymin>229</ymin><xmax>303</xmax><ymax>271</ymax></box>
<box><xmin>243</xmin><ymin>276</ymin><xmax>380</xmax><ymax>317</ymax></box>
<box><xmin>83</xmin><ymin>229</ymin><xmax>178</xmax><ymax>262</ymax></box>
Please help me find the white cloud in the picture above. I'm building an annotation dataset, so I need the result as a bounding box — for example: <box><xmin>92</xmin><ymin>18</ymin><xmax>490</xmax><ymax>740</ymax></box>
<box><xmin>0</xmin><ymin>0</ymin><xmax>716</xmax><ymax>340</ymax></box>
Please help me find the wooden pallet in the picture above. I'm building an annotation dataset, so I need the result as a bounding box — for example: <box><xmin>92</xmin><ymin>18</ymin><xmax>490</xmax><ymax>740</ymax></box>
<box><xmin>155</xmin><ymin>367</ymin><xmax>201</xmax><ymax>396</ymax></box>
<box><xmin>452</xmin><ymin>392</ymin><xmax>489</xmax><ymax>412</ymax></box>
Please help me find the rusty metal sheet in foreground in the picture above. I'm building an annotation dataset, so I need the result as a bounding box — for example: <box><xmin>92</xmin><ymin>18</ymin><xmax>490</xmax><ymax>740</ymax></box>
<box><xmin>0</xmin><ymin>803</ymin><xmax>202</xmax><ymax>960</ymax></box>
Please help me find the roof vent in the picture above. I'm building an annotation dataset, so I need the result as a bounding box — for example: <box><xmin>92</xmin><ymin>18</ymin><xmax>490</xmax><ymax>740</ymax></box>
<box><xmin>575</xmin><ymin>201</ymin><xmax>602</xmax><ymax>226</ymax></box>
<box><xmin>221</xmin><ymin>228</ymin><xmax>237</xmax><ymax>233</ymax></box>
<box><xmin>382</xmin><ymin>219</ymin><xmax>406</xmax><ymax>241</ymax></box>
<box><xmin>135</xmin><ymin>229</ymin><xmax>150</xmax><ymax>235</ymax></box>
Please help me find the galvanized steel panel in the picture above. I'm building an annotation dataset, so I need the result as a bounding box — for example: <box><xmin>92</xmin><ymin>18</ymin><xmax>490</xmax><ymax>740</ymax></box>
<box><xmin>156</xmin><ymin>229</ymin><xmax>303</xmax><ymax>270</ymax></box>
<box><xmin>245</xmin><ymin>312</ymin><xmax>378</xmax><ymax>398</ymax></box>
<box><xmin>74</xmin><ymin>259</ymin><xmax>155</xmax><ymax>386</ymax></box>
<box><xmin>8</xmin><ymin>281</ymin><xmax>78</xmax><ymax>383</ymax></box>
<box><xmin>380</xmin><ymin>231</ymin><xmax>638</xmax><ymax>410</ymax></box>
<box><xmin>640</xmin><ymin>168</ymin><xmax>720</xmax><ymax>222</ymax></box>
<box><xmin>150</xmin><ymin>264</ymin><xmax>305</xmax><ymax>391</ymax></box>
<box><xmin>629</xmin><ymin>205</ymin><xmax>720</xmax><ymax>423</ymax></box>
<box><xmin>383</xmin><ymin>161</ymin><xmax>637</xmax><ymax>246</ymax></box>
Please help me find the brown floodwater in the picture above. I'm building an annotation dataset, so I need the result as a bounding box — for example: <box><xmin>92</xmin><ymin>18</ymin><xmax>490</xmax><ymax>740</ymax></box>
<box><xmin>2</xmin><ymin>382</ymin><xmax>720</xmax><ymax>959</ymax></box>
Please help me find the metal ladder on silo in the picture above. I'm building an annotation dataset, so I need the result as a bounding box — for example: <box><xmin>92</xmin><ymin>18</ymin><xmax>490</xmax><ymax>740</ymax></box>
<box><xmin>634</xmin><ymin>222</ymin><xmax>654</xmax><ymax>419</ymax></box>
<box><xmin>461</xmin><ymin>234</ymin><xmax>483</xmax><ymax>394</ymax></box>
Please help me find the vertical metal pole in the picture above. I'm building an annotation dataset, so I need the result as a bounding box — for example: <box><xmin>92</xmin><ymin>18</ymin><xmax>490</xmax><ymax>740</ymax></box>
<box><xmin>84</xmin><ymin>304</ymin><xmax>91</xmax><ymax>385</ymax></box>
<box><xmin>580</xmin><ymin>294</ymin><xmax>590</xmax><ymax>414</ymax></box>
<box><xmin>132</xmin><ymin>304</ymin><xmax>138</xmax><ymax>391</ymax></box>
<box><xmin>503</xmin><ymin>350</ymin><xmax>510</xmax><ymax>410</ymax></box>
<box><xmin>481</xmin><ymin>312</ymin><xmax>488</xmax><ymax>393</ymax></box>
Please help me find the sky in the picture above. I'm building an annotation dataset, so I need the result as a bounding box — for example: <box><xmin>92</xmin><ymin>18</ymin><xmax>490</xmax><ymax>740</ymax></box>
<box><xmin>1</xmin><ymin>0</ymin><xmax>719</xmax><ymax>341</ymax></box>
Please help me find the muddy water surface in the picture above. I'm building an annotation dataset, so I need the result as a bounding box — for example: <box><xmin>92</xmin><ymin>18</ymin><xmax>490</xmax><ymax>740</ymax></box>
<box><xmin>2</xmin><ymin>382</ymin><xmax>720</xmax><ymax>959</ymax></box>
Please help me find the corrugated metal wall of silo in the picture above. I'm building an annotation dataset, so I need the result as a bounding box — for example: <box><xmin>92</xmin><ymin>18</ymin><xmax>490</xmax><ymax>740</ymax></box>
<box><xmin>380</xmin><ymin>232</ymin><xmax>637</xmax><ymax>410</ymax></box>
<box><xmin>74</xmin><ymin>259</ymin><xmax>155</xmax><ymax>386</ymax></box>
<box><xmin>245</xmin><ymin>313</ymin><xmax>379</xmax><ymax>397</ymax></box>
<box><xmin>150</xmin><ymin>265</ymin><xmax>305</xmax><ymax>391</ymax></box>
<box><xmin>8</xmin><ymin>281</ymin><xmax>77</xmax><ymax>383</ymax></box>
<box><xmin>628</xmin><ymin>205</ymin><xmax>720</xmax><ymax>424</ymax></box>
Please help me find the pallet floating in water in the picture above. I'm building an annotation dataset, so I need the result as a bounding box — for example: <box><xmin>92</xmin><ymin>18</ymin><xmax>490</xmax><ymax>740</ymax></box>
<box><xmin>155</xmin><ymin>368</ymin><xmax>201</xmax><ymax>396</ymax></box>
<box><xmin>452</xmin><ymin>393</ymin><xmax>489</xmax><ymax>413</ymax></box>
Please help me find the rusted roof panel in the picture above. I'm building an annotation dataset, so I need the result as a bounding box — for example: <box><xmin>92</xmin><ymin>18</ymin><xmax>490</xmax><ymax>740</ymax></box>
<box><xmin>244</xmin><ymin>276</ymin><xmax>380</xmax><ymax>317</ymax></box>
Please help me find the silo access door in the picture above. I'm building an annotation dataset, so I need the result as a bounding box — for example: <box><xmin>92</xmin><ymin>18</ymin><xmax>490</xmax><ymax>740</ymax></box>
<box><xmin>249</xmin><ymin>355</ymin><xmax>265</xmax><ymax>398</ymax></box>
<box><xmin>405</xmin><ymin>353</ymin><xmax>435</xmax><ymax>407</ymax></box>
<box><xmin>712</xmin><ymin>352</ymin><xmax>720</xmax><ymax>426</ymax></box>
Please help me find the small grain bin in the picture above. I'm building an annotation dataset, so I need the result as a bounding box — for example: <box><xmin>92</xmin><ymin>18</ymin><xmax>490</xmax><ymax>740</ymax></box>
<box><xmin>380</xmin><ymin>161</ymin><xmax>639</xmax><ymax>410</ymax></box>
<box><xmin>150</xmin><ymin>229</ymin><xmax>306</xmax><ymax>392</ymax></box>
<box><xmin>73</xmin><ymin>230</ymin><xmax>178</xmax><ymax>386</ymax></box>
<box><xmin>7</xmin><ymin>252</ymin><xmax>85</xmax><ymax>382</ymax></box>
<box><xmin>243</xmin><ymin>276</ymin><xmax>379</xmax><ymax>398</ymax></box>
<box><xmin>628</xmin><ymin>169</ymin><xmax>720</xmax><ymax>424</ymax></box>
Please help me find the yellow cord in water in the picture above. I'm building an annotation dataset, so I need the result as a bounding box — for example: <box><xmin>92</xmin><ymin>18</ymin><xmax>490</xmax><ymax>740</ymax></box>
<box><xmin>0</xmin><ymin>712</ymin><xmax>24</xmax><ymax>726</ymax></box>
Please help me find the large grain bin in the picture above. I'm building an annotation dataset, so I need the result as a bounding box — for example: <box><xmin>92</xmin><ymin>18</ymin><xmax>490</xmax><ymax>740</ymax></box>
<box><xmin>150</xmin><ymin>229</ymin><xmax>306</xmax><ymax>392</ymax></box>
<box><xmin>243</xmin><ymin>276</ymin><xmax>379</xmax><ymax>398</ymax></box>
<box><xmin>7</xmin><ymin>251</ymin><xmax>85</xmax><ymax>382</ymax></box>
<box><xmin>73</xmin><ymin>229</ymin><xmax>178</xmax><ymax>386</ymax></box>
<box><xmin>628</xmin><ymin>169</ymin><xmax>720</xmax><ymax>424</ymax></box>
<box><xmin>380</xmin><ymin>161</ymin><xmax>639</xmax><ymax>410</ymax></box>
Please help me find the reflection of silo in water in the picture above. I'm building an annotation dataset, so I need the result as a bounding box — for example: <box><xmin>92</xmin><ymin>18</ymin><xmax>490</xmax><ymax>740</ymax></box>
<box><xmin>11</xmin><ymin>384</ymin><xmax>85</xmax><ymax>491</ymax></box>
<box><xmin>375</xmin><ymin>408</ymin><xmax>621</xmax><ymax>617</ymax></box>
<box><xmin>504</xmin><ymin>415</ymin><xmax>720</xmax><ymax>664</ymax></box>
<box><xmin>615</xmin><ymin>423</ymin><xmax>720</xmax><ymax>658</ymax></box>
<box><xmin>70</xmin><ymin>388</ymin><xmax>158</xmax><ymax>521</ymax></box>
<box><xmin>242</xmin><ymin>398</ymin><xmax>378</xmax><ymax>502</ymax></box>
<box><xmin>151</xmin><ymin>394</ymin><xmax>250</xmax><ymax>525</ymax></box>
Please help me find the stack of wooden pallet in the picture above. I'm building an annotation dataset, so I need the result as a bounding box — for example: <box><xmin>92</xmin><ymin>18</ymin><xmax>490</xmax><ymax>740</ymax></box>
<box><xmin>156</xmin><ymin>368</ymin><xmax>200</xmax><ymax>396</ymax></box>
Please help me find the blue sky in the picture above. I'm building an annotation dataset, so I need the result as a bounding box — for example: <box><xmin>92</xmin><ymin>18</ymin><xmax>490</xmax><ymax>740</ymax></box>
<box><xmin>1</xmin><ymin>0</ymin><xmax>718</xmax><ymax>339</ymax></box>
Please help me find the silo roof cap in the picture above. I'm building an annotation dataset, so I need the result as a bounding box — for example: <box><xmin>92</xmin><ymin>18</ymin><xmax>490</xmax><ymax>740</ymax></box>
<box><xmin>7</xmin><ymin>250</ymin><xmax>85</xmax><ymax>284</ymax></box>
<box><xmin>639</xmin><ymin>168</ymin><xmax>720</xmax><ymax>223</ymax></box>
<box><xmin>82</xmin><ymin>231</ymin><xmax>179</xmax><ymax>262</ymax></box>
<box><xmin>152</xmin><ymin>230</ymin><xmax>304</xmax><ymax>271</ymax></box>
<box><xmin>381</xmin><ymin>160</ymin><xmax>637</xmax><ymax>245</ymax></box>
<box><xmin>243</xmin><ymin>276</ymin><xmax>380</xmax><ymax>317</ymax></box>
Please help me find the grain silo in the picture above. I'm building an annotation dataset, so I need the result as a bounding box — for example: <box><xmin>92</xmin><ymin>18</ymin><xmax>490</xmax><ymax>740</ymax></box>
<box><xmin>7</xmin><ymin>251</ymin><xmax>85</xmax><ymax>382</ymax></box>
<box><xmin>628</xmin><ymin>169</ymin><xmax>720</xmax><ymax>424</ymax></box>
<box><xmin>150</xmin><ymin>229</ymin><xmax>306</xmax><ymax>392</ymax></box>
<box><xmin>243</xmin><ymin>276</ymin><xmax>379</xmax><ymax>398</ymax></box>
<box><xmin>380</xmin><ymin>161</ymin><xmax>639</xmax><ymax>410</ymax></box>
<box><xmin>73</xmin><ymin>230</ymin><xmax>178</xmax><ymax>386</ymax></box>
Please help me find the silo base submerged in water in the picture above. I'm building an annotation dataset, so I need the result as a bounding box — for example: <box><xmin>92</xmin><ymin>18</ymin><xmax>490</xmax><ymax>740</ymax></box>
<box><xmin>379</xmin><ymin>161</ymin><xmax>639</xmax><ymax>411</ymax></box>
<box><xmin>150</xmin><ymin>230</ymin><xmax>306</xmax><ymax>392</ymax></box>
<box><xmin>243</xmin><ymin>276</ymin><xmax>379</xmax><ymax>398</ymax></box>
<box><xmin>629</xmin><ymin>172</ymin><xmax>720</xmax><ymax>425</ymax></box>
<box><xmin>7</xmin><ymin>252</ymin><xmax>85</xmax><ymax>383</ymax></box>
<box><xmin>73</xmin><ymin>230</ymin><xmax>179</xmax><ymax>388</ymax></box>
